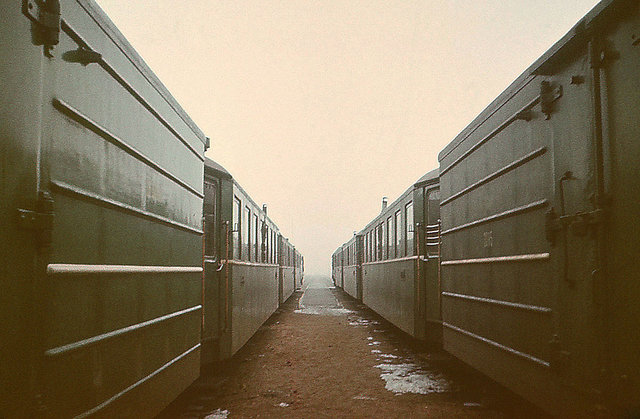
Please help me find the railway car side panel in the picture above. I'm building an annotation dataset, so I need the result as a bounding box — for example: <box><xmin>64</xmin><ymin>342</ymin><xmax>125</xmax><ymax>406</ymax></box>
<box><xmin>598</xmin><ymin>6</ymin><xmax>640</xmax><ymax>409</ymax></box>
<box><xmin>281</xmin><ymin>266</ymin><xmax>295</xmax><ymax>303</ymax></box>
<box><xmin>2</xmin><ymin>1</ymin><xmax>207</xmax><ymax>417</ymax></box>
<box><xmin>439</xmin><ymin>1</ymin><xmax>639</xmax><ymax>413</ymax></box>
<box><xmin>362</xmin><ymin>260</ymin><xmax>416</xmax><ymax>337</ymax></box>
<box><xmin>343</xmin><ymin>265</ymin><xmax>358</xmax><ymax>299</ymax></box>
<box><xmin>229</xmin><ymin>264</ymin><xmax>279</xmax><ymax>355</ymax></box>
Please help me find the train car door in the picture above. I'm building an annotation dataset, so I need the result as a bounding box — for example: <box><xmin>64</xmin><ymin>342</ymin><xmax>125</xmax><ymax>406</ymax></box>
<box><xmin>202</xmin><ymin>176</ymin><xmax>220</xmax><ymax>363</ymax></box>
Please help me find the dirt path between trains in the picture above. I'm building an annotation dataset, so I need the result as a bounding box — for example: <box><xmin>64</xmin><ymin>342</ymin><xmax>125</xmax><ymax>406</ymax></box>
<box><xmin>158</xmin><ymin>275</ymin><xmax>546</xmax><ymax>419</ymax></box>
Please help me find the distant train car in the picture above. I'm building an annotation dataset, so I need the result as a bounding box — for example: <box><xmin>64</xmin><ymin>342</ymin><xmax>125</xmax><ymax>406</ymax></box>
<box><xmin>331</xmin><ymin>245</ymin><xmax>344</xmax><ymax>289</ymax></box>
<box><xmin>278</xmin><ymin>236</ymin><xmax>296</xmax><ymax>304</ymax></box>
<box><xmin>1</xmin><ymin>1</ymin><xmax>208</xmax><ymax>417</ymax></box>
<box><xmin>340</xmin><ymin>235</ymin><xmax>360</xmax><ymax>300</ymax></box>
<box><xmin>293</xmin><ymin>249</ymin><xmax>304</xmax><ymax>289</ymax></box>
<box><xmin>438</xmin><ymin>0</ymin><xmax>639</xmax><ymax>415</ymax></box>
<box><xmin>333</xmin><ymin>169</ymin><xmax>441</xmax><ymax>342</ymax></box>
<box><xmin>202</xmin><ymin>159</ymin><xmax>302</xmax><ymax>363</ymax></box>
<box><xmin>359</xmin><ymin>169</ymin><xmax>440</xmax><ymax>342</ymax></box>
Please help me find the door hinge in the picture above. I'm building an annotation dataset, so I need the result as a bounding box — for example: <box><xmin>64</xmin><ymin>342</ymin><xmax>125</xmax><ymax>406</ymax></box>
<box><xmin>17</xmin><ymin>191</ymin><xmax>54</xmax><ymax>247</ymax></box>
<box><xmin>22</xmin><ymin>0</ymin><xmax>60</xmax><ymax>51</ymax></box>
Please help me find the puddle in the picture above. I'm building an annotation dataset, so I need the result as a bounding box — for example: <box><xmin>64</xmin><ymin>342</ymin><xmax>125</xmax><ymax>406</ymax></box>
<box><xmin>371</xmin><ymin>349</ymin><xmax>382</xmax><ymax>353</ymax></box>
<box><xmin>368</xmin><ymin>341</ymin><xmax>381</xmax><ymax>346</ymax></box>
<box><xmin>367</xmin><ymin>337</ymin><xmax>374</xmax><ymax>340</ymax></box>
<box><xmin>204</xmin><ymin>409</ymin><xmax>229</xmax><ymax>419</ymax></box>
<box><xmin>379</xmin><ymin>353</ymin><xmax>399</xmax><ymax>359</ymax></box>
<box><xmin>375</xmin><ymin>363</ymin><xmax>452</xmax><ymax>394</ymax></box>
<box><xmin>278</xmin><ymin>402</ymin><xmax>290</xmax><ymax>407</ymax></box>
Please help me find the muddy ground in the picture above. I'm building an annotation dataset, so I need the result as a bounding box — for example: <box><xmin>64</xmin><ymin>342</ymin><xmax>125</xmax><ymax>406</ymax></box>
<box><xmin>157</xmin><ymin>275</ymin><xmax>547</xmax><ymax>418</ymax></box>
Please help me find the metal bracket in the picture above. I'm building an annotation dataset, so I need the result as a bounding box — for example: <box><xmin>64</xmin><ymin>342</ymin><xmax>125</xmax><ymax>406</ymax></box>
<box><xmin>561</xmin><ymin>208</ymin><xmax>605</xmax><ymax>238</ymax></box>
<box><xmin>62</xmin><ymin>47</ymin><xmax>102</xmax><ymax>66</ymax></box>
<box><xmin>545</xmin><ymin>207</ymin><xmax>604</xmax><ymax>244</ymax></box>
<box><xmin>17</xmin><ymin>191</ymin><xmax>54</xmax><ymax>247</ymax></box>
<box><xmin>23</xmin><ymin>0</ymin><xmax>60</xmax><ymax>51</ymax></box>
<box><xmin>540</xmin><ymin>81</ymin><xmax>563</xmax><ymax>120</ymax></box>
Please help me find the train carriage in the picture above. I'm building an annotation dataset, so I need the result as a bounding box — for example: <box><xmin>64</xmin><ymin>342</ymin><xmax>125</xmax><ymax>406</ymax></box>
<box><xmin>331</xmin><ymin>245</ymin><xmax>344</xmax><ymax>289</ymax></box>
<box><xmin>1</xmin><ymin>1</ymin><xmax>208</xmax><ymax>416</ymax></box>
<box><xmin>202</xmin><ymin>158</ymin><xmax>303</xmax><ymax>363</ymax></box>
<box><xmin>278</xmin><ymin>236</ymin><xmax>296</xmax><ymax>304</ymax></box>
<box><xmin>340</xmin><ymin>235</ymin><xmax>360</xmax><ymax>300</ymax></box>
<box><xmin>438</xmin><ymin>0</ymin><xmax>640</xmax><ymax>414</ymax></box>
<box><xmin>293</xmin><ymin>249</ymin><xmax>304</xmax><ymax>290</ymax></box>
<box><xmin>359</xmin><ymin>169</ymin><xmax>440</xmax><ymax>341</ymax></box>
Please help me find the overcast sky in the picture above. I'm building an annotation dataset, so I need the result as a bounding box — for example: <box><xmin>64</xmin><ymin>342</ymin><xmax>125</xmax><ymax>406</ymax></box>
<box><xmin>95</xmin><ymin>0</ymin><xmax>600</xmax><ymax>275</ymax></box>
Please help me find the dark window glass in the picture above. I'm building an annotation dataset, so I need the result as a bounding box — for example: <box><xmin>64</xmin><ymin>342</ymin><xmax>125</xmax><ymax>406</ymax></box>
<box><xmin>254</xmin><ymin>214</ymin><xmax>259</xmax><ymax>261</ymax></box>
<box><xmin>395</xmin><ymin>210</ymin><xmax>402</xmax><ymax>258</ymax></box>
<box><xmin>387</xmin><ymin>217</ymin><xmax>393</xmax><ymax>259</ymax></box>
<box><xmin>233</xmin><ymin>197</ymin><xmax>241</xmax><ymax>259</ymax></box>
<box><xmin>204</xmin><ymin>180</ymin><xmax>217</xmax><ymax>258</ymax></box>
<box><xmin>406</xmin><ymin>202</ymin><xmax>414</xmax><ymax>256</ymax></box>
<box><xmin>427</xmin><ymin>188</ymin><xmax>441</xmax><ymax>257</ymax></box>
<box><xmin>243</xmin><ymin>207</ymin><xmax>250</xmax><ymax>261</ymax></box>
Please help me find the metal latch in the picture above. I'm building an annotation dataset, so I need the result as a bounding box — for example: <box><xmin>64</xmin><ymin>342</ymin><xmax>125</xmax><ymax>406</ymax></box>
<box><xmin>545</xmin><ymin>207</ymin><xmax>604</xmax><ymax>244</ymax></box>
<box><xmin>22</xmin><ymin>0</ymin><xmax>61</xmax><ymax>49</ymax></box>
<box><xmin>17</xmin><ymin>191</ymin><xmax>54</xmax><ymax>246</ymax></box>
<box><xmin>540</xmin><ymin>81</ymin><xmax>563</xmax><ymax>119</ymax></box>
<box><xmin>545</xmin><ymin>208</ymin><xmax>561</xmax><ymax>245</ymax></box>
<box><xmin>561</xmin><ymin>208</ymin><xmax>604</xmax><ymax>237</ymax></box>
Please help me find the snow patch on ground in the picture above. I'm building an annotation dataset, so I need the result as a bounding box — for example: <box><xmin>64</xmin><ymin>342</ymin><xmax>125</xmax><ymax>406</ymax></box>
<box><xmin>294</xmin><ymin>307</ymin><xmax>354</xmax><ymax>316</ymax></box>
<box><xmin>204</xmin><ymin>409</ymin><xmax>229</xmax><ymax>419</ymax></box>
<box><xmin>352</xmin><ymin>395</ymin><xmax>377</xmax><ymax>400</ymax></box>
<box><xmin>375</xmin><ymin>363</ymin><xmax>451</xmax><ymax>394</ymax></box>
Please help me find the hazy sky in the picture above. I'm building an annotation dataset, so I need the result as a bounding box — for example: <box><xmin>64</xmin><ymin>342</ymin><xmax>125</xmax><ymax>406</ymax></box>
<box><xmin>95</xmin><ymin>0</ymin><xmax>600</xmax><ymax>274</ymax></box>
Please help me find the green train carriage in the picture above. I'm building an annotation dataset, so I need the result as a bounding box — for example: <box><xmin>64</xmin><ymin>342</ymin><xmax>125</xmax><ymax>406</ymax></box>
<box><xmin>1</xmin><ymin>1</ymin><xmax>208</xmax><ymax>416</ymax></box>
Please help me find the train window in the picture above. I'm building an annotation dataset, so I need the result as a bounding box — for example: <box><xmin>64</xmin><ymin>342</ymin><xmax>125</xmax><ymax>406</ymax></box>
<box><xmin>363</xmin><ymin>235</ymin><xmax>366</xmax><ymax>263</ymax></box>
<box><xmin>244</xmin><ymin>206</ymin><xmax>251</xmax><ymax>261</ymax></box>
<box><xmin>427</xmin><ymin>188</ymin><xmax>440</xmax><ymax>225</ymax></box>
<box><xmin>370</xmin><ymin>231</ymin><xmax>373</xmax><ymax>262</ymax></box>
<box><xmin>233</xmin><ymin>197</ymin><xmax>241</xmax><ymax>259</ymax></box>
<box><xmin>204</xmin><ymin>181</ymin><xmax>217</xmax><ymax>258</ymax></box>
<box><xmin>427</xmin><ymin>188</ymin><xmax>440</xmax><ymax>257</ymax></box>
<box><xmin>263</xmin><ymin>225</ymin><xmax>268</xmax><ymax>263</ymax></box>
<box><xmin>366</xmin><ymin>231</ymin><xmax>370</xmax><ymax>262</ymax></box>
<box><xmin>382</xmin><ymin>222</ymin><xmax>388</xmax><ymax>260</ymax></box>
<box><xmin>386</xmin><ymin>217</ymin><xmax>393</xmax><ymax>259</ymax></box>
<box><xmin>254</xmin><ymin>214</ymin><xmax>259</xmax><ymax>262</ymax></box>
<box><xmin>405</xmin><ymin>202</ymin><xmax>414</xmax><ymax>256</ymax></box>
<box><xmin>273</xmin><ymin>232</ymin><xmax>277</xmax><ymax>263</ymax></box>
<box><xmin>376</xmin><ymin>224</ymin><xmax>383</xmax><ymax>260</ymax></box>
<box><xmin>365</xmin><ymin>234</ymin><xmax>369</xmax><ymax>263</ymax></box>
<box><xmin>373</xmin><ymin>228</ymin><xmax>378</xmax><ymax>261</ymax></box>
<box><xmin>395</xmin><ymin>210</ymin><xmax>402</xmax><ymax>258</ymax></box>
